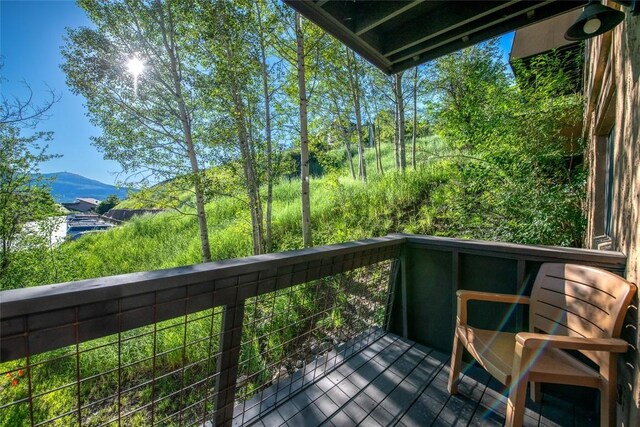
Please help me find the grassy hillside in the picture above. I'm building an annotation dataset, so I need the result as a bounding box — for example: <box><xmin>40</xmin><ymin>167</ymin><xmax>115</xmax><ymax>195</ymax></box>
<box><xmin>9</xmin><ymin>137</ymin><xmax>450</xmax><ymax>287</ymax></box>
<box><xmin>7</xmin><ymin>130</ymin><xmax>584</xmax><ymax>291</ymax></box>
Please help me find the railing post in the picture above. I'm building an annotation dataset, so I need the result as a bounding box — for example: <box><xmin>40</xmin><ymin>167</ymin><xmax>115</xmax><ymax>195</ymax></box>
<box><xmin>385</xmin><ymin>256</ymin><xmax>401</xmax><ymax>332</ymax></box>
<box><xmin>516</xmin><ymin>259</ymin><xmax>527</xmax><ymax>330</ymax></box>
<box><xmin>215</xmin><ymin>302</ymin><xmax>245</xmax><ymax>427</ymax></box>
<box><xmin>401</xmin><ymin>247</ymin><xmax>408</xmax><ymax>338</ymax></box>
<box><xmin>451</xmin><ymin>250</ymin><xmax>460</xmax><ymax>338</ymax></box>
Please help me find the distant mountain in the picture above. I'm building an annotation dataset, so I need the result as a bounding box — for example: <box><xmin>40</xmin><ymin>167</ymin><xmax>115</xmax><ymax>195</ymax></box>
<box><xmin>36</xmin><ymin>172</ymin><xmax>129</xmax><ymax>203</ymax></box>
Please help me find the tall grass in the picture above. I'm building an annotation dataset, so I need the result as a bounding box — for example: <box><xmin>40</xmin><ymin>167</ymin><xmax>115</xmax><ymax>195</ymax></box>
<box><xmin>4</xmin><ymin>137</ymin><xmax>447</xmax><ymax>287</ymax></box>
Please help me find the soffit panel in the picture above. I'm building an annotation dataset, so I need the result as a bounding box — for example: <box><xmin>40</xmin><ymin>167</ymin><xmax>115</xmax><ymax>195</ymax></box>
<box><xmin>284</xmin><ymin>0</ymin><xmax>587</xmax><ymax>74</ymax></box>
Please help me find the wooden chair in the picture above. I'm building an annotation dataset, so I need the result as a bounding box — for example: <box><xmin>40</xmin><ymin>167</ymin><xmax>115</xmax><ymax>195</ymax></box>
<box><xmin>447</xmin><ymin>263</ymin><xmax>636</xmax><ymax>427</ymax></box>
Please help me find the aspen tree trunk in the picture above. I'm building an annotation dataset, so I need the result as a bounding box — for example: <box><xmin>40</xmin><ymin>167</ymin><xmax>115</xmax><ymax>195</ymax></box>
<box><xmin>395</xmin><ymin>72</ymin><xmax>406</xmax><ymax>171</ymax></box>
<box><xmin>159</xmin><ymin>4</ymin><xmax>211</xmax><ymax>262</ymax></box>
<box><xmin>256</xmin><ymin>3</ymin><xmax>273</xmax><ymax>252</ymax></box>
<box><xmin>346</xmin><ymin>48</ymin><xmax>366</xmax><ymax>182</ymax></box>
<box><xmin>296</xmin><ymin>13</ymin><xmax>312</xmax><ymax>247</ymax></box>
<box><xmin>376</xmin><ymin>116</ymin><xmax>384</xmax><ymax>174</ymax></box>
<box><xmin>224</xmin><ymin>32</ymin><xmax>265</xmax><ymax>255</ymax></box>
<box><xmin>332</xmin><ymin>96</ymin><xmax>356</xmax><ymax>179</ymax></box>
<box><xmin>229</xmin><ymin>74</ymin><xmax>265</xmax><ymax>255</ymax></box>
<box><xmin>412</xmin><ymin>66</ymin><xmax>418</xmax><ymax>170</ymax></box>
<box><xmin>240</xmin><ymin>108</ymin><xmax>264</xmax><ymax>254</ymax></box>
<box><xmin>362</xmin><ymin>89</ymin><xmax>379</xmax><ymax>173</ymax></box>
<box><xmin>370</xmin><ymin>90</ymin><xmax>384</xmax><ymax>174</ymax></box>
<box><xmin>394</xmin><ymin>100</ymin><xmax>400</xmax><ymax>169</ymax></box>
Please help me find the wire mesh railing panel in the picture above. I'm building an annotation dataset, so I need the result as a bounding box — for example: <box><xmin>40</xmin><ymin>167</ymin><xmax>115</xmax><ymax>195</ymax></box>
<box><xmin>0</xmin><ymin>306</ymin><xmax>224</xmax><ymax>427</ymax></box>
<box><xmin>0</xmin><ymin>236</ymin><xmax>406</xmax><ymax>427</ymax></box>
<box><xmin>233</xmin><ymin>259</ymin><xmax>396</xmax><ymax>425</ymax></box>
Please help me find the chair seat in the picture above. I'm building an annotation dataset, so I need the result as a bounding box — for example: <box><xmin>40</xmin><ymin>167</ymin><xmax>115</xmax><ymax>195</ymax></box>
<box><xmin>456</xmin><ymin>325</ymin><xmax>601</xmax><ymax>388</ymax></box>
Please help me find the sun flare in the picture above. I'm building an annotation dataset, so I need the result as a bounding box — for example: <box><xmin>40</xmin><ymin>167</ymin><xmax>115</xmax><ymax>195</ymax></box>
<box><xmin>126</xmin><ymin>56</ymin><xmax>144</xmax><ymax>77</ymax></box>
<box><xmin>126</xmin><ymin>55</ymin><xmax>144</xmax><ymax>95</ymax></box>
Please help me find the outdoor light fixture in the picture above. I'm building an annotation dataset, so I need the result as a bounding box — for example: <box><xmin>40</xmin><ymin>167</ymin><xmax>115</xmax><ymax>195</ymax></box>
<box><xmin>565</xmin><ymin>0</ymin><xmax>626</xmax><ymax>40</ymax></box>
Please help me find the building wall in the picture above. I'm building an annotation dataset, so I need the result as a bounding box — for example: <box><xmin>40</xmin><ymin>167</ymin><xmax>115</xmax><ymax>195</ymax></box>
<box><xmin>584</xmin><ymin>4</ymin><xmax>640</xmax><ymax>425</ymax></box>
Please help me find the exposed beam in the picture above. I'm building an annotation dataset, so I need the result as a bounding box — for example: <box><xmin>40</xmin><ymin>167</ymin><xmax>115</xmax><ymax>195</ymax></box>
<box><xmin>355</xmin><ymin>0</ymin><xmax>424</xmax><ymax>36</ymax></box>
<box><xmin>285</xmin><ymin>0</ymin><xmax>587</xmax><ymax>75</ymax></box>
<box><xmin>388</xmin><ymin>1</ymin><xmax>585</xmax><ymax>73</ymax></box>
<box><xmin>382</xmin><ymin>0</ymin><xmax>519</xmax><ymax>57</ymax></box>
<box><xmin>390</xmin><ymin>0</ymin><xmax>550</xmax><ymax>63</ymax></box>
<box><xmin>283</xmin><ymin>1</ymin><xmax>393</xmax><ymax>73</ymax></box>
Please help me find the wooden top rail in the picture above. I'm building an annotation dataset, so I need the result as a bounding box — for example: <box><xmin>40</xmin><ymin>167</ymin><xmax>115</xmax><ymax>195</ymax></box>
<box><xmin>0</xmin><ymin>236</ymin><xmax>404</xmax><ymax>362</ymax></box>
<box><xmin>397</xmin><ymin>234</ymin><xmax>627</xmax><ymax>273</ymax></box>
<box><xmin>0</xmin><ymin>234</ymin><xmax>628</xmax><ymax>363</ymax></box>
<box><xmin>1</xmin><ymin>236</ymin><xmax>406</xmax><ymax>319</ymax></box>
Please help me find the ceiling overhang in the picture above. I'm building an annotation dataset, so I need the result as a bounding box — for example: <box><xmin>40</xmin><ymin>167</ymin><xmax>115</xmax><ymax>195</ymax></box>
<box><xmin>283</xmin><ymin>0</ymin><xmax>587</xmax><ymax>74</ymax></box>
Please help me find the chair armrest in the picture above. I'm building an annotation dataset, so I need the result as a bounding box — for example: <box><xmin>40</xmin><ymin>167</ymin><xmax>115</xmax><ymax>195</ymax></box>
<box><xmin>515</xmin><ymin>332</ymin><xmax>629</xmax><ymax>353</ymax></box>
<box><xmin>456</xmin><ymin>290</ymin><xmax>530</xmax><ymax>304</ymax></box>
<box><xmin>456</xmin><ymin>290</ymin><xmax>530</xmax><ymax>326</ymax></box>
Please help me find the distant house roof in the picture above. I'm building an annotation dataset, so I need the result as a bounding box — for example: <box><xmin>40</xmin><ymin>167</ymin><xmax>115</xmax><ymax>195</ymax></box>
<box><xmin>77</xmin><ymin>197</ymin><xmax>101</xmax><ymax>205</ymax></box>
<box><xmin>61</xmin><ymin>198</ymin><xmax>101</xmax><ymax>213</ymax></box>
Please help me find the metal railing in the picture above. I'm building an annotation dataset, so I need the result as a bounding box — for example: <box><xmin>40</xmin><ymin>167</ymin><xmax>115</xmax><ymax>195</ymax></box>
<box><xmin>0</xmin><ymin>236</ymin><xmax>403</xmax><ymax>427</ymax></box>
<box><xmin>389</xmin><ymin>234</ymin><xmax>628</xmax><ymax>351</ymax></box>
<box><xmin>0</xmin><ymin>234</ymin><xmax>629</xmax><ymax>427</ymax></box>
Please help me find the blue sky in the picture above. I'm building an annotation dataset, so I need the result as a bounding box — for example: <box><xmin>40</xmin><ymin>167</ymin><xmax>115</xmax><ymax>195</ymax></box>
<box><xmin>1</xmin><ymin>1</ymin><xmax>514</xmax><ymax>187</ymax></box>
<box><xmin>1</xmin><ymin>0</ymin><xmax>120</xmax><ymax>185</ymax></box>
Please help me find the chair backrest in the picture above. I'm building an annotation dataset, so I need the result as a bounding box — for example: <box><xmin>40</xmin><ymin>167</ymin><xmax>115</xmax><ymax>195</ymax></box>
<box><xmin>529</xmin><ymin>263</ymin><xmax>637</xmax><ymax>364</ymax></box>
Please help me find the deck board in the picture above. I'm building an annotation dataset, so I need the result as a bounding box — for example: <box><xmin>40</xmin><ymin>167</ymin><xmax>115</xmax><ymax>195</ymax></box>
<box><xmin>233</xmin><ymin>330</ymin><xmax>596</xmax><ymax>426</ymax></box>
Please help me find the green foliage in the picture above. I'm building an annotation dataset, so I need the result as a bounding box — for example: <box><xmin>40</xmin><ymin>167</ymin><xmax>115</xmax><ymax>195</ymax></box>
<box><xmin>428</xmin><ymin>39</ymin><xmax>511</xmax><ymax>150</ymax></box>
<box><xmin>95</xmin><ymin>194</ymin><xmax>120</xmax><ymax>214</ymax></box>
<box><xmin>0</xmin><ymin>71</ymin><xmax>61</xmax><ymax>284</ymax></box>
<box><xmin>62</xmin><ymin>0</ymin><xmax>233</xmax><ymax>261</ymax></box>
<box><xmin>61</xmin><ymin>0</ymin><xmax>216</xmax><ymax>184</ymax></box>
<box><xmin>426</xmin><ymin>46</ymin><xmax>586</xmax><ymax>246</ymax></box>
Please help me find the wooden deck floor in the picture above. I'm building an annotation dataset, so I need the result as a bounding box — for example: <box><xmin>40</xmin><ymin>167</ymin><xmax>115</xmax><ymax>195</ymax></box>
<box><xmin>232</xmin><ymin>330</ymin><xmax>597</xmax><ymax>427</ymax></box>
